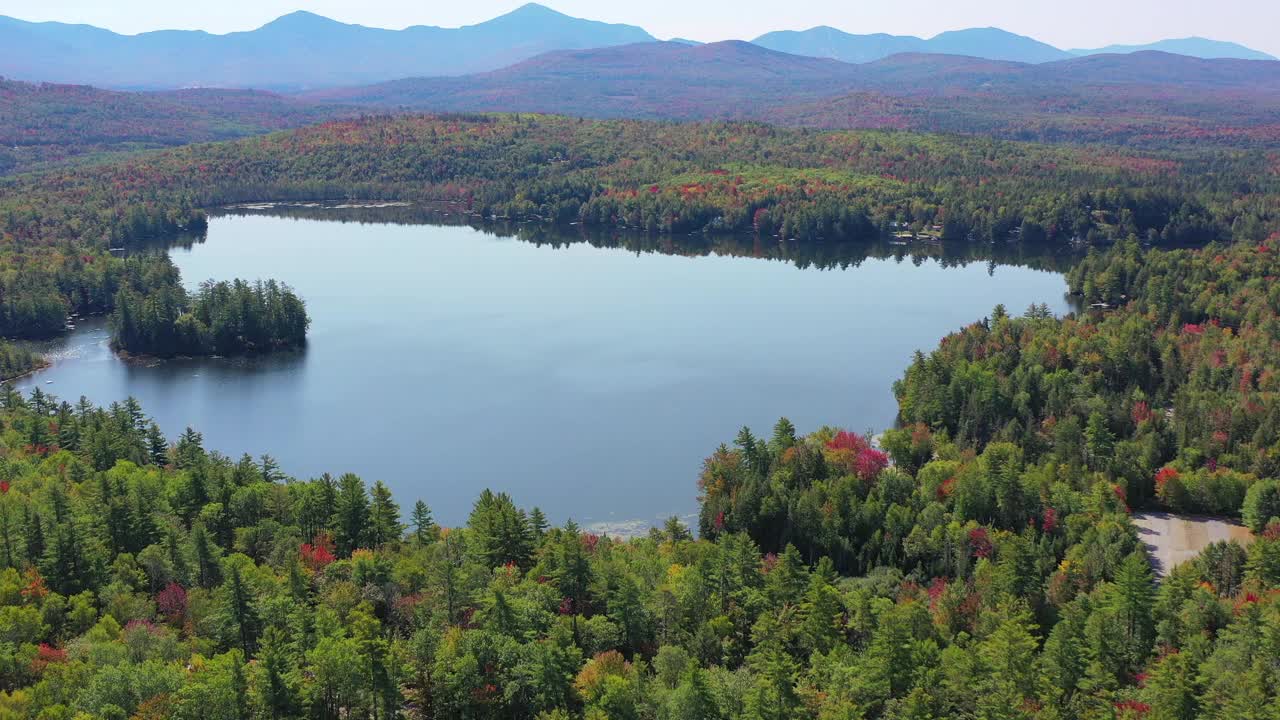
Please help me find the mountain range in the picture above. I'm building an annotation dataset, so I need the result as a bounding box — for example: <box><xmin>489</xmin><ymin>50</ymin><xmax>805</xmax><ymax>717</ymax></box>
<box><xmin>754</xmin><ymin>27</ymin><xmax>1277</xmax><ymax>65</ymax></box>
<box><xmin>0</xmin><ymin>4</ymin><xmax>654</xmax><ymax>90</ymax></box>
<box><xmin>304</xmin><ymin>42</ymin><xmax>1280</xmax><ymax>149</ymax></box>
<box><xmin>1070</xmin><ymin>37</ymin><xmax>1275</xmax><ymax>61</ymax></box>
<box><xmin>0</xmin><ymin>3</ymin><xmax>1273</xmax><ymax>91</ymax></box>
<box><xmin>752</xmin><ymin>27</ymin><xmax>1073</xmax><ymax>64</ymax></box>
<box><xmin>308</xmin><ymin>41</ymin><xmax>865</xmax><ymax>119</ymax></box>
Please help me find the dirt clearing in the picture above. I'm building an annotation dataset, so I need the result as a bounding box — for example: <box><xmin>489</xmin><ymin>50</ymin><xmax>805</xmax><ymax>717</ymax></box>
<box><xmin>1132</xmin><ymin>511</ymin><xmax>1255</xmax><ymax>576</ymax></box>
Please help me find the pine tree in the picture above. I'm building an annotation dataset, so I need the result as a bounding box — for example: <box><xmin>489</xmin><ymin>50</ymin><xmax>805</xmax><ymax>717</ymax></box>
<box><xmin>190</xmin><ymin>523</ymin><xmax>223</xmax><ymax>589</ymax></box>
<box><xmin>175</xmin><ymin>426</ymin><xmax>206</xmax><ymax>469</ymax></box>
<box><xmin>0</xmin><ymin>496</ymin><xmax>17</xmax><ymax>569</ymax></box>
<box><xmin>259</xmin><ymin>454</ymin><xmax>283</xmax><ymax>484</ymax></box>
<box><xmin>664</xmin><ymin>516</ymin><xmax>692</xmax><ymax>543</ymax></box>
<box><xmin>799</xmin><ymin>557</ymin><xmax>842</xmax><ymax>654</ymax></box>
<box><xmin>1042</xmin><ymin>597</ymin><xmax>1090</xmax><ymax>706</ymax></box>
<box><xmin>1085</xmin><ymin>411</ymin><xmax>1115</xmax><ymax>472</ymax></box>
<box><xmin>410</xmin><ymin>500</ymin><xmax>439</xmax><ymax>546</ymax></box>
<box><xmin>254</xmin><ymin>626</ymin><xmax>300</xmax><ymax>719</ymax></box>
<box><xmin>467</xmin><ymin>489</ymin><xmax>532</xmax><ymax>569</ymax></box>
<box><xmin>528</xmin><ymin>507</ymin><xmax>549</xmax><ymax>539</ymax></box>
<box><xmin>223</xmin><ymin>561</ymin><xmax>261</xmax><ymax>657</ymax></box>
<box><xmin>164</xmin><ymin>524</ymin><xmax>191</xmax><ymax>587</ymax></box>
<box><xmin>976</xmin><ymin>610</ymin><xmax>1043</xmax><ymax>717</ymax></box>
<box><xmin>40</xmin><ymin>483</ymin><xmax>93</xmax><ymax>594</ymax></box>
<box><xmin>123</xmin><ymin>396</ymin><xmax>146</xmax><ymax>433</ymax></box>
<box><xmin>557</xmin><ymin>520</ymin><xmax>593</xmax><ymax>641</ymax></box>
<box><xmin>23</xmin><ymin>506</ymin><xmax>44</xmax><ymax>567</ymax></box>
<box><xmin>1110</xmin><ymin>551</ymin><xmax>1155</xmax><ymax>674</ymax></box>
<box><xmin>770</xmin><ymin>417</ymin><xmax>797</xmax><ymax>454</ymax></box>
<box><xmin>57</xmin><ymin>402</ymin><xmax>79</xmax><ymax>452</ymax></box>
<box><xmin>746</xmin><ymin>612</ymin><xmax>800</xmax><ymax>720</ymax></box>
<box><xmin>1144</xmin><ymin>648</ymin><xmax>1198</xmax><ymax>720</ymax></box>
<box><xmin>368</xmin><ymin>481</ymin><xmax>403</xmax><ymax>547</ymax></box>
<box><xmin>429</xmin><ymin>532</ymin><xmax>473</xmax><ymax>625</ymax></box>
<box><xmin>145</xmin><ymin>422</ymin><xmax>168</xmax><ymax>465</ymax></box>
<box><xmin>765</xmin><ymin>544</ymin><xmax>808</xmax><ymax>609</ymax></box>
<box><xmin>667</xmin><ymin>668</ymin><xmax>719</xmax><ymax>720</ymax></box>
<box><xmin>331</xmin><ymin>473</ymin><xmax>371</xmax><ymax>556</ymax></box>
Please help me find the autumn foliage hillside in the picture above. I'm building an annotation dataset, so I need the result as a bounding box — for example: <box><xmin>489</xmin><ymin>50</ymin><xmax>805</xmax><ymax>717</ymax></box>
<box><xmin>0</xmin><ymin>79</ymin><xmax>353</xmax><ymax>174</ymax></box>
<box><xmin>306</xmin><ymin>45</ymin><xmax>1280</xmax><ymax>149</ymax></box>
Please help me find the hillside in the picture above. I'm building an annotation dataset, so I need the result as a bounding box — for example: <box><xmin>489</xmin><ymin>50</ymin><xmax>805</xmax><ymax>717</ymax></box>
<box><xmin>0</xmin><ymin>79</ymin><xmax>352</xmax><ymax>173</ymax></box>
<box><xmin>307</xmin><ymin>41</ymin><xmax>867</xmax><ymax>119</ymax></box>
<box><xmin>306</xmin><ymin>43</ymin><xmax>1280</xmax><ymax>148</ymax></box>
<box><xmin>772</xmin><ymin>51</ymin><xmax>1280</xmax><ymax>146</ymax></box>
<box><xmin>0</xmin><ymin>3</ymin><xmax>654</xmax><ymax>90</ymax></box>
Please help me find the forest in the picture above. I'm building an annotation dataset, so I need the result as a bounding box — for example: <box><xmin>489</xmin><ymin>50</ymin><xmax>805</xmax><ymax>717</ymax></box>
<box><xmin>0</xmin><ymin>111</ymin><xmax>1280</xmax><ymax>718</ymax></box>
<box><xmin>1</xmin><ymin>113</ymin><xmax>1278</xmax><ymax>340</ymax></box>
<box><xmin>0</xmin><ymin>341</ymin><xmax>40</xmax><ymax>382</ymax></box>
<box><xmin>894</xmin><ymin>239</ymin><xmax>1280</xmax><ymax>519</ymax></box>
<box><xmin>0</xmin><ymin>80</ymin><xmax>348</xmax><ymax>176</ymax></box>
<box><xmin>0</xmin><ymin>233</ymin><xmax>1276</xmax><ymax>718</ymax></box>
<box><xmin>110</xmin><ymin>257</ymin><xmax>309</xmax><ymax>357</ymax></box>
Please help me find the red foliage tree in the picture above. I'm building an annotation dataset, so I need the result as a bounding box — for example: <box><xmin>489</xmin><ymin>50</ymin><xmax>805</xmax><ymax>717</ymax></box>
<box><xmin>300</xmin><ymin>532</ymin><xmax>337</xmax><ymax>571</ymax></box>
<box><xmin>156</xmin><ymin>582</ymin><xmax>188</xmax><ymax>623</ymax></box>
<box><xmin>968</xmin><ymin>527</ymin><xmax>993</xmax><ymax>559</ymax></box>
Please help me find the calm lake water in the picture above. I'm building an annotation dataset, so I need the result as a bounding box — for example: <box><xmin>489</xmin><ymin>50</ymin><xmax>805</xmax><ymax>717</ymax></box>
<box><xmin>18</xmin><ymin>209</ymin><xmax>1076</xmax><ymax>529</ymax></box>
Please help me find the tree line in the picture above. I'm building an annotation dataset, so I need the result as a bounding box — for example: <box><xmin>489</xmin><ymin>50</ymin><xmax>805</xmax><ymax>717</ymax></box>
<box><xmin>2</xmin><ymin>114</ymin><xmax>1278</xmax><ymax>338</ymax></box>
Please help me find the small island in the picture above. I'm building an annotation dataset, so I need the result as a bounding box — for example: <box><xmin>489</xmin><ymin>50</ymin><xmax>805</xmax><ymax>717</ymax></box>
<box><xmin>111</xmin><ymin>258</ymin><xmax>309</xmax><ymax>357</ymax></box>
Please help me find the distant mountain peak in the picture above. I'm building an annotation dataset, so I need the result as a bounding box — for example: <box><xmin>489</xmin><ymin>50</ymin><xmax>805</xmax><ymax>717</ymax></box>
<box><xmin>509</xmin><ymin>3</ymin><xmax>564</xmax><ymax>16</ymax></box>
<box><xmin>253</xmin><ymin>10</ymin><xmax>355</xmax><ymax>36</ymax></box>
<box><xmin>1069</xmin><ymin>36</ymin><xmax>1276</xmax><ymax>61</ymax></box>
<box><xmin>261</xmin><ymin>10</ymin><xmax>343</xmax><ymax>28</ymax></box>
<box><xmin>475</xmin><ymin>3</ymin><xmax>575</xmax><ymax>27</ymax></box>
<box><xmin>753</xmin><ymin>24</ymin><xmax>1069</xmax><ymax>65</ymax></box>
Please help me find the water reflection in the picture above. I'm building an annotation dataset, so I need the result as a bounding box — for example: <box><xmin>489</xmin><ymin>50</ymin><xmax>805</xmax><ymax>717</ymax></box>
<box><xmin>213</xmin><ymin>201</ymin><xmax>1084</xmax><ymax>277</ymax></box>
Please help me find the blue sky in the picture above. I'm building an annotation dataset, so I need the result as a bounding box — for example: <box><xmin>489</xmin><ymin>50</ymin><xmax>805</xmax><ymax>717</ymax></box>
<box><xmin>1</xmin><ymin>0</ymin><xmax>1277</xmax><ymax>56</ymax></box>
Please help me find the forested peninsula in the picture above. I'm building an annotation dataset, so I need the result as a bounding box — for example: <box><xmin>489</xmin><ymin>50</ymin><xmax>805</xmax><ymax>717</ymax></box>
<box><xmin>1</xmin><ymin>113</ymin><xmax>1280</xmax><ymax>718</ymax></box>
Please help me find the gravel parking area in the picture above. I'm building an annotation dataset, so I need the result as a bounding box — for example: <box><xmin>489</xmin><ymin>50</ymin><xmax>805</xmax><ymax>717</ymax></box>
<box><xmin>1132</xmin><ymin>511</ymin><xmax>1255</xmax><ymax>576</ymax></box>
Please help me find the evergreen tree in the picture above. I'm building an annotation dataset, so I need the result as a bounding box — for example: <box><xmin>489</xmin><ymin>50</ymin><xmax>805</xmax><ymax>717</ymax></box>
<box><xmin>745</xmin><ymin>612</ymin><xmax>800</xmax><ymax>720</ymax></box>
<box><xmin>253</xmin><ymin>626</ymin><xmax>300</xmax><ymax>719</ymax></box>
<box><xmin>331</xmin><ymin>473</ymin><xmax>371</xmax><ymax>556</ymax></box>
<box><xmin>410</xmin><ymin>500</ymin><xmax>439</xmax><ymax>546</ymax></box>
<box><xmin>528</xmin><ymin>507</ymin><xmax>549</xmax><ymax>539</ymax></box>
<box><xmin>1110</xmin><ymin>551</ymin><xmax>1156</xmax><ymax>674</ymax></box>
<box><xmin>190</xmin><ymin>522</ymin><xmax>223</xmax><ymax>589</ymax></box>
<box><xmin>666</xmin><ymin>668</ymin><xmax>720</xmax><ymax>720</ymax></box>
<box><xmin>175</xmin><ymin>427</ymin><xmax>206</xmax><ymax>469</ymax></box>
<box><xmin>368</xmin><ymin>480</ymin><xmax>403</xmax><ymax>547</ymax></box>
<box><xmin>222</xmin><ymin>561</ymin><xmax>261</xmax><ymax>657</ymax></box>
<box><xmin>146</xmin><ymin>422</ymin><xmax>168</xmax><ymax>465</ymax></box>
<box><xmin>467</xmin><ymin>489</ymin><xmax>533</xmax><ymax>569</ymax></box>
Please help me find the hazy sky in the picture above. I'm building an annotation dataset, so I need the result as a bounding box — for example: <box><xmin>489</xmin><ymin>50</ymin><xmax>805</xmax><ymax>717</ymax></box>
<box><xmin>2</xmin><ymin>0</ymin><xmax>1277</xmax><ymax>55</ymax></box>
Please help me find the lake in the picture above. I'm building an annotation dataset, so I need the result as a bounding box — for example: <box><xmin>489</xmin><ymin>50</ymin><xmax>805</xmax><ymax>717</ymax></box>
<box><xmin>17</xmin><ymin>207</ymin><xmax>1077</xmax><ymax>530</ymax></box>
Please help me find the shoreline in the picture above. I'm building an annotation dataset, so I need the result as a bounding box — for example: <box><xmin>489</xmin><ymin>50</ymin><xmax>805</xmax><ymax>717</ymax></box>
<box><xmin>1</xmin><ymin>357</ymin><xmax>52</xmax><ymax>384</ymax></box>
